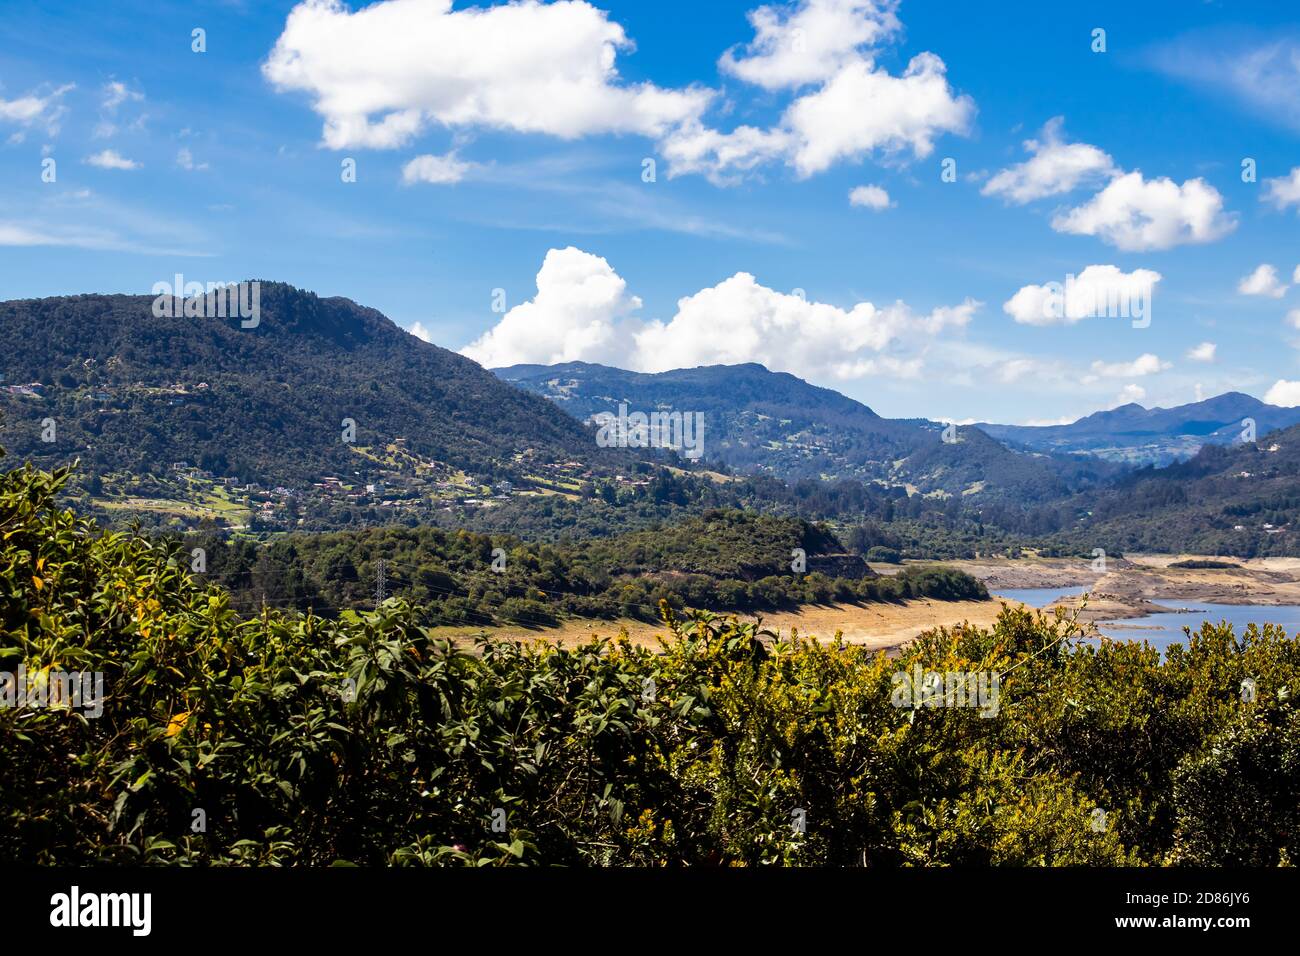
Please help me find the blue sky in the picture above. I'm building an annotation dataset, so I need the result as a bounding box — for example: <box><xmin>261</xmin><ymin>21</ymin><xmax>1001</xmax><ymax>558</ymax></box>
<box><xmin>3</xmin><ymin>0</ymin><xmax>1300</xmax><ymax>423</ymax></box>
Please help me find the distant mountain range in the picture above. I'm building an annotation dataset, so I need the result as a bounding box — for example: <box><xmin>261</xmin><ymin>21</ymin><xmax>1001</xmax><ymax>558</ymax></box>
<box><xmin>498</xmin><ymin>361</ymin><xmax>1300</xmax><ymax>472</ymax></box>
<box><xmin>495</xmin><ymin>361</ymin><xmax>1117</xmax><ymax>501</ymax></box>
<box><xmin>977</xmin><ymin>392</ymin><xmax>1300</xmax><ymax>465</ymax></box>
<box><xmin>5</xmin><ymin>281</ymin><xmax>1297</xmax><ymax>552</ymax></box>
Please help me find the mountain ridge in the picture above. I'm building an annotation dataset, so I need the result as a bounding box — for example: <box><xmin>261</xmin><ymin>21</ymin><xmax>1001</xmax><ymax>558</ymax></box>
<box><xmin>494</xmin><ymin>359</ymin><xmax>1117</xmax><ymax>500</ymax></box>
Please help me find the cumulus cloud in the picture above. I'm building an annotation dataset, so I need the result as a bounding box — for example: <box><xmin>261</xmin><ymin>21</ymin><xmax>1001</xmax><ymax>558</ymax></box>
<box><xmin>634</xmin><ymin>274</ymin><xmax>976</xmax><ymax>378</ymax></box>
<box><xmin>662</xmin><ymin>52</ymin><xmax>972</xmax><ymax>182</ymax></box>
<box><xmin>460</xmin><ymin>247</ymin><xmax>643</xmax><ymax>368</ymax></box>
<box><xmin>1264</xmin><ymin>167</ymin><xmax>1300</xmax><ymax>212</ymax></box>
<box><xmin>781</xmin><ymin>52</ymin><xmax>973</xmax><ymax>177</ymax></box>
<box><xmin>663</xmin><ymin>1</ymin><xmax>972</xmax><ymax>181</ymax></box>
<box><xmin>408</xmin><ymin>321</ymin><xmax>434</xmax><ymax>343</ymax></box>
<box><xmin>1051</xmin><ymin>171</ymin><xmax>1235</xmax><ymax>251</ymax></box>
<box><xmin>460</xmin><ymin>245</ymin><xmax>978</xmax><ymax>382</ymax></box>
<box><xmin>84</xmin><ymin>149</ymin><xmax>139</xmax><ymax>170</ymax></box>
<box><xmin>848</xmin><ymin>184</ymin><xmax>891</xmax><ymax>209</ymax></box>
<box><xmin>264</xmin><ymin>0</ymin><xmax>970</xmax><ymax>186</ymax></box>
<box><xmin>1265</xmin><ymin>380</ymin><xmax>1300</xmax><ymax>407</ymax></box>
<box><xmin>719</xmin><ymin>0</ymin><xmax>900</xmax><ymax>90</ymax></box>
<box><xmin>1187</xmin><ymin>341</ymin><xmax>1217</xmax><ymax>362</ymax></box>
<box><xmin>1237</xmin><ymin>263</ymin><xmax>1289</xmax><ymax>298</ymax></box>
<box><xmin>659</xmin><ymin>123</ymin><xmax>794</xmax><ymax>185</ymax></box>
<box><xmin>1084</xmin><ymin>353</ymin><xmax>1170</xmax><ymax>382</ymax></box>
<box><xmin>401</xmin><ymin>151</ymin><xmax>472</xmax><ymax>184</ymax></box>
<box><xmin>1003</xmin><ymin>264</ymin><xmax>1161</xmax><ymax>326</ymax></box>
<box><xmin>263</xmin><ymin>0</ymin><xmax>711</xmax><ymax>149</ymax></box>
<box><xmin>982</xmin><ymin>117</ymin><xmax>1117</xmax><ymax>204</ymax></box>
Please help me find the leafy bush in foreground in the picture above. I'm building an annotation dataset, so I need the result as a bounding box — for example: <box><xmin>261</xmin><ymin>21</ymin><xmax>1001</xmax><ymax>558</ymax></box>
<box><xmin>2</xmin><ymin>459</ymin><xmax>1297</xmax><ymax>866</ymax></box>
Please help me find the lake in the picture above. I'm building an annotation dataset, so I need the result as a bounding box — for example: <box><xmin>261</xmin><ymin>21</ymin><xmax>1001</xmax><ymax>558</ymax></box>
<box><xmin>991</xmin><ymin>588</ymin><xmax>1300</xmax><ymax>653</ymax></box>
<box><xmin>1096</xmin><ymin>600</ymin><xmax>1300</xmax><ymax>651</ymax></box>
<box><xmin>992</xmin><ymin>585</ymin><xmax>1091</xmax><ymax>608</ymax></box>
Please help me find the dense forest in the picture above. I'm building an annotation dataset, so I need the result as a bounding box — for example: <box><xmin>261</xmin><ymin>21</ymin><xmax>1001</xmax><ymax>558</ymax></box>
<box><xmin>4</xmin><ymin>454</ymin><xmax>1298</xmax><ymax>866</ymax></box>
<box><xmin>188</xmin><ymin>509</ymin><xmax>987</xmax><ymax>625</ymax></box>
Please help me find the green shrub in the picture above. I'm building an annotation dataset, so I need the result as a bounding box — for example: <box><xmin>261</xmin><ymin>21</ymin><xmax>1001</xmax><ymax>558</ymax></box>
<box><xmin>1</xmin><ymin>458</ymin><xmax>1296</xmax><ymax>866</ymax></box>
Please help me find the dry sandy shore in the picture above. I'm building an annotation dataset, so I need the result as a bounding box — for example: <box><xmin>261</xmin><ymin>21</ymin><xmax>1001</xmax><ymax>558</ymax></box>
<box><xmin>433</xmin><ymin>597</ymin><xmax>1009</xmax><ymax>652</ymax></box>
<box><xmin>431</xmin><ymin>555</ymin><xmax>1300</xmax><ymax>653</ymax></box>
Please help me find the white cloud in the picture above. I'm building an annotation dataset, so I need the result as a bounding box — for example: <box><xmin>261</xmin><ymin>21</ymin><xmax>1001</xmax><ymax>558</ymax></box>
<box><xmin>719</xmin><ymin>0</ymin><xmax>900</xmax><ymax>90</ymax></box>
<box><xmin>662</xmin><ymin>50</ymin><xmax>973</xmax><ymax>182</ymax></box>
<box><xmin>460</xmin><ymin>247</ymin><xmax>643</xmax><ymax>368</ymax></box>
<box><xmin>0</xmin><ymin>83</ymin><xmax>72</xmax><ymax>136</ymax></box>
<box><xmin>1187</xmin><ymin>341</ymin><xmax>1217</xmax><ymax>362</ymax></box>
<box><xmin>1265</xmin><ymin>379</ymin><xmax>1300</xmax><ymax>407</ymax></box>
<box><xmin>982</xmin><ymin>117</ymin><xmax>1117</xmax><ymax>204</ymax></box>
<box><xmin>0</xmin><ymin>219</ymin><xmax>205</xmax><ymax>256</ymax></box>
<box><xmin>1150</xmin><ymin>37</ymin><xmax>1300</xmax><ymax>135</ymax></box>
<box><xmin>1003</xmin><ymin>264</ymin><xmax>1161</xmax><ymax>326</ymax></box>
<box><xmin>84</xmin><ymin>149</ymin><xmax>140</xmax><ymax>170</ymax></box>
<box><xmin>460</xmin><ymin>245</ymin><xmax>978</xmax><ymax>382</ymax></box>
<box><xmin>1110</xmin><ymin>384</ymin><xmax>1147</xmax><ymax>407</ymax></box>
<box><xmin>1293</xmin><ymin>264</ymin><xmax>1300</xmax><ymax>284</ymax></box>
<box><xmin>264</xmin><ymin>0</ymin><xmax>711</xmax><ymax>149</ymax></box>
<box><xmin>1237</xmin><ymin>263</ymin><xmax>1288</xmax><ymax>298</ymax></box>
<box><xmin>176</xmin><ymin>147</ymin><xmax>209</xmax><ymax>171</ymax></box>
<box><xmin>848</xmin><ymin>184</ymin><xmax>891</xmax><ymax>210</ymax></box>
<box><xmin>663</xmin><ymin>3</ymin><xmax>972</xmax><ymax>182</ymax></box>
<box><xmin>401</xmin><ymin>151</ymin><xmax>472</xmax><ymax>184</ymax></box>
<box><xmin>1051</xmin><ymin>171</ymin><xmax>1235</xmax><ymax>251</ymax></box>
<box><xmin>0</xmin><ymin>223</ymin><xmax>62</xmax><ymax>246</ymax></box>
<box><xmin>408</xmin><ymin>321</ymin><xmax>434</xmax><ymax>343</ymax></box>
<box><xmin>1085</xmin><ymin>353</ymin><xmax>1170</xmax><ymax>381</ymax></box>
<box><xmin>101</xmin><ymin>80</ymin><xmax>143</xmax><ymax>111</ymax></box>
<box><xmin>781</xmin><ymin>52</ymin><xmax>974</xmax><ymax>177</ymax></box>
<box><xmin>634</xmin><ymin>274</ymin><xmax>976</xmax><ymax>378</ymax></box>
<box><xmin>1264</xmin><ymin>167</ymin><xmax>1300</xmax><ymax>212</ymax></box>
<box><xmin>659</xmin><ymin>123</ymin><xmax>793</xmax><ymax>185</ymax></box>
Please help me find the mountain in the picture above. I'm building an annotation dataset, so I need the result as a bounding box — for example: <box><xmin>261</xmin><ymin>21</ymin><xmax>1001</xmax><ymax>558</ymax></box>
<box><xmin>977</xmin><ymin>392</ymin><xmax>1300</xmax><ymax>465</ymax></box>
<box><xmin>0</xmin><ymin>284</ymin><xmax>635</xmax><ymax>526</ymax></box>
<box><xmin>1061</xmin><ymin>421</ymin><xmax>1300</xmax><ymax>556</ymax></box>
<box><xmin>495</xmin><ymin>360</ymin><xmax>1117</xmax><ymax>501</ymax></box>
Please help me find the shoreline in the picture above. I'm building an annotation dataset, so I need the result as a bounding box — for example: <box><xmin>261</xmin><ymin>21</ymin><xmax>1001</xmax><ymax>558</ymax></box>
<box><xmin>431</xmin><ymin>554</ymin><xmax>1300</xmax><ymax>652</ymax></box>
<box><xmin>959</xmin><ymin>553</ymin><xmax>1300</xmax><ymax>631</ymax></box>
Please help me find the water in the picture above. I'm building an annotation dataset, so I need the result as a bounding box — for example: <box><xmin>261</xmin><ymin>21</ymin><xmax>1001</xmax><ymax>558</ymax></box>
<box><xmin>1097</xmin><ymin>600</ymin><xmax>1300</xmax><ymax>652</ymax></box>
<box><xmin>993</xmin><ymin>585</ymin><xmax>1091</xmax><ymax>608</ymax></box>
<box><xmin>990</xmin><ymin>589</ymin><xmax>1300</xmax><ymax>654</ymax></box>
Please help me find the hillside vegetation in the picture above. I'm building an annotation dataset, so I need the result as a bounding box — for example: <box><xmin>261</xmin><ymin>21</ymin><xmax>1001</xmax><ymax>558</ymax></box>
<box><xmin>0</xmin><ymin>285</ymin><xmax>632</xmax><ymax>490</ymax></box>
<box><xmin>192</xmin><ymin>509</ymin><xmax>986</xmax><ymax>625</ymax></box>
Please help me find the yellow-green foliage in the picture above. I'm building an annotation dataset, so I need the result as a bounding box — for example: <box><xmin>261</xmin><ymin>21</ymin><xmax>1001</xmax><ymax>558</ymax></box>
<box><xmin>2</xmin><ymin>461</ymin><xmax>1297</xmax><ymax>866</ymax></box>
